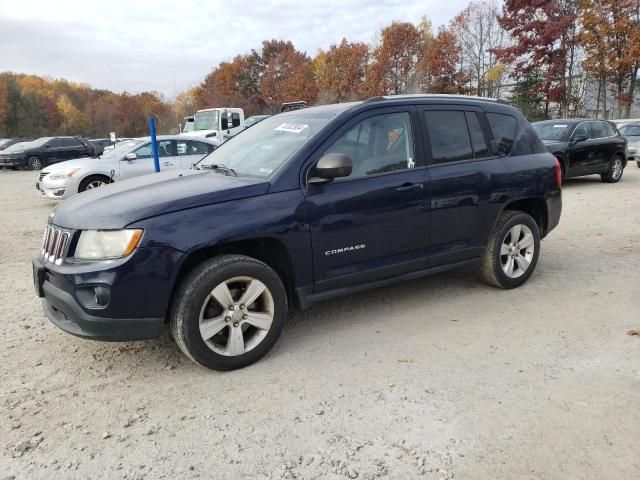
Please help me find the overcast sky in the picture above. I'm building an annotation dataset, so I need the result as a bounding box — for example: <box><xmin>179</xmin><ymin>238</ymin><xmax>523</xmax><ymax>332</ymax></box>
<box><xmin>0</xmin><ymin>0</ymin><xmax>468</xmax><ymax>98</ymax></box>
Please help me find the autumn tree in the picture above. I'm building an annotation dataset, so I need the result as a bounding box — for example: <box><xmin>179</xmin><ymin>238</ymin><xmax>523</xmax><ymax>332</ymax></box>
<box><xmin>314</xmin><ymin>39</ymin><xmax>369</xmax><ymax>103</ymax></box>
<box><xmin>365</xmin><ymin>22</ymin><xmax>423</xmax><ymax>95</ymax></box>
<box><xmin>416</xmin><ymin>26</ymin><xmax>468</xmax><ymax>94</ymax></box>
<box><xmin>259</xmin><ymin>40</ymin><xmax>317</xmax><ymax>111</ymax></box>
<box><xmin>580</xmin><ymin>0</ymin><xmax>640</xmax><ymax>118</ymax></box>
<box><xmin>496</xmin><ymin>0</ymin><xmax>581</xmax><ymax>117</ymax></box>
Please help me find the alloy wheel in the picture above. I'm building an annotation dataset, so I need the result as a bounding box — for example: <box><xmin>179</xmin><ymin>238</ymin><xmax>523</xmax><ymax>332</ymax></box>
<box><xmin>612</xmin><ymin>158</ymin><xmax>623</xmax><ymax>180</ymax></box>
<box><xmin>85</xmin><ymin>180</ymin><xmax>105</xmax><ymax>190</ymax></box>
<box><xmin>198</xmin><ymin>276</ymin><xmax>274</xmax><ymax>356</ymax></box>
<box><xmin>500</xmin><ymin>224</ymin><xmax>535</xmax><ymax>279</ymax></box>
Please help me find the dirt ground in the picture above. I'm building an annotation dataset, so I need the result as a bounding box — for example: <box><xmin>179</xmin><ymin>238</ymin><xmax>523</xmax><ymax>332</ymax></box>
<box><xmin>0</xmin><ymin>166</ymin><xmax>639</xmax><ymax>480</ymax></box>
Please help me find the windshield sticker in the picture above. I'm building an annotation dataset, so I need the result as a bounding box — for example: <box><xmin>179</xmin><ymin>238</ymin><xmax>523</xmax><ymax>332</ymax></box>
<box><xmin>553</xmin><ymin>124</ymin><xmax>568</xmax><ymax>128</ymax></box>
<box><xmin>275</xmin><ymin>123</ymin><xmax>309</xmax><ymax>134</ymax></box>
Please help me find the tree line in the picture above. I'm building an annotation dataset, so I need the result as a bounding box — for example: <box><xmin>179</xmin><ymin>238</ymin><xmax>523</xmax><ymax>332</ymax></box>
<box><xmin>1</xmin><ymin>0</ymin><xmax>639</xmax><ymax>139</ymax></box>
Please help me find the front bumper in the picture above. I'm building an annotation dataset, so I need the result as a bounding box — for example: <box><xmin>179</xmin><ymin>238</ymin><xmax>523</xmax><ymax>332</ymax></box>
<box><xmin>33</xmin><ymin>244</ymin><xmax>185</xmax><ymax>341</ymax></box>
<box><xmin>37</xmin><ymin>175</ymin><xmax>77</xmax><ymax>200</ymax></box>
<box><xmin>0</xmin><ymin>156</ymin><xmax>25</xmax><ymax>167</ymax></box>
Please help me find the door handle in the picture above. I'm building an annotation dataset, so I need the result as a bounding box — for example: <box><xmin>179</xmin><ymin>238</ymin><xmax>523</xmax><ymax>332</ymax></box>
<box><xmin>396</xmin><ymin>183</ymin><xmax>423</xmax><ymax>192</ymax></box>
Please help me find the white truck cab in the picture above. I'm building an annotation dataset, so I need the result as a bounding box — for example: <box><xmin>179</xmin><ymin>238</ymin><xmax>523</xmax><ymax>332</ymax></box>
<box><xmin>180</xmin><ymin>108</ymin><xmax>245</xmax><ymax>144</ymax></box>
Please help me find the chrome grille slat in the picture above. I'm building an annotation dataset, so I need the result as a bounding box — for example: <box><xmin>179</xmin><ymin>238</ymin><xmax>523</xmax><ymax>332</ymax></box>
<box><xmin>40</xmin><ymin>225</ymin><xmax>70</xmax><ymax>265</ymax></box>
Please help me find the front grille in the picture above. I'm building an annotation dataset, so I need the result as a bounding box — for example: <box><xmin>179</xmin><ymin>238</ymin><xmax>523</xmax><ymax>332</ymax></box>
<box><xmin>41</xmin><ymin>225</ymin><xmax>71</xmax><ymax>265</ymax></box>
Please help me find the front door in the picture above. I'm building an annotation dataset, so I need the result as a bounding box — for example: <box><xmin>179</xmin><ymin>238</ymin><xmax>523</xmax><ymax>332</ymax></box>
<box><xmin>304</xmin><ymin>108</ymin><xmax>430</xmax><ymax>293</ymax></box>
<box><xmin>565</xmin><ymin>121</ymin><xmax>592</xmax><ymax>176</ymax></box>
<box><xmin>119</xmin><ymin>140</ymin><xmax>178</xmax><ymax>179</ymax></box>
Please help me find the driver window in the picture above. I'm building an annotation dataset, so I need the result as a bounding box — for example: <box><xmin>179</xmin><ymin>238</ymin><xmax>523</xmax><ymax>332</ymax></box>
<box><xmin>324</xmin><ymin>112</ymin><xmax>415</xmax><ymax>178</ymax></box>
<box><xmin>573</xmin><ymin>123</ymin><xmax>589</xmax><ymax>139</ymax></box>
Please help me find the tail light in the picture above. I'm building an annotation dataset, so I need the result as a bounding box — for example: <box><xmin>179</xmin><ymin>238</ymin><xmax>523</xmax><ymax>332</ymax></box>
<box><xmin>554</xmin><ymin>157</ymin><xmax>562</xmax><ymax>187</ymax></box>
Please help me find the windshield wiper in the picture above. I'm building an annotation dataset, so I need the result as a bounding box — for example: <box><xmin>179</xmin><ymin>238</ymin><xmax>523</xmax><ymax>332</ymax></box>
<box><xmin>200</xmin><ymin>164</ymin><xmax>238</xmax><ymax>177</ymax></box>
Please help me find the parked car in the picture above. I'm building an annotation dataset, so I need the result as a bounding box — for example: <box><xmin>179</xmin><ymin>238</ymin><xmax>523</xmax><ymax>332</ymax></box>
<box><xmin>0</xmin><ymin>138</ymin><xmax>31</xmax><ymax>152</ymax></box>
<box><xmin>619</xmin><ymin>122</ymin><xmax>640</xmax><ymax>168</ymax></box>
<box><xmin>0</xmin><ymin>136</ymin><xmax>94</xmax><ymax>170</ymax></box>
<box><xmin>33</xmin><ymin>95</ymin><xmax>562</xmax><ymax>371</ymax></box>
<box><xmin>89</xmin><ymin>138</ymin><xmax>114</xmax><ymax>156</ymax></box>
<box><xmin>532</xmin><ymin>119</ymin><xmax>627</xmax><ymax>183</ymax></box>
<box><xmin>36</xmin><ymin>136</ymin><xmax>216</xmax><ymax>200</ymax></box>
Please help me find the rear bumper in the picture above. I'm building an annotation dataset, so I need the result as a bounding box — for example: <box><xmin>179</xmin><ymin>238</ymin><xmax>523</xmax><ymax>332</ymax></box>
<box><xmin>545</xmin><ymin>190</ymin><xmax>562</xmax><ymax>236</ymax></box>
<box><xmin>42</xmin><ymin>280</ymin><xmax>164</xmax><ymax>341</ymax></box>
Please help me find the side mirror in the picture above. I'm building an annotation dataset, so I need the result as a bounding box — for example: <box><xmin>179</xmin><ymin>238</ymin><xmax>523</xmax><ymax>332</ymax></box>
<box><xmin>572</xmin><ymin>134</ymin><xmax>588</xmax><ymax>144</ymax></box>
<box><xmin>123</xmin><ymin>152</ymin><xmax>137</xmax><ymax>161</ymax></box>
<box><xmin>308</xmin><ymin>153</ymin><xmax>353</xmax><ymax>185</ymax></box>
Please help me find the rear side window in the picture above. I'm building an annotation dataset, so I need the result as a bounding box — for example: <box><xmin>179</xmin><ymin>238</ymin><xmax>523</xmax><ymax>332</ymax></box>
<box><xmin>424</xmin><ymin>111</ymin><xmax>473</xmax><ymax>163</ymax></box>
<box><xmin>604</xmin><ymin>122</ymin><xmax>617</xmax><ymax>137</ymax></box>
<box><xmin>590</xmin><ymin>122</ymin><xmax>608</xmax><ymax>139</ymax></box>
<box><xmin>60</xmin><ymin>138</ymin><xmax>80</xmax><ymax>147</ymax></box>
<box><xmin>486</xmin><ymin>113</ymin><xmax>516</xmax><ymax>156</ymax></box>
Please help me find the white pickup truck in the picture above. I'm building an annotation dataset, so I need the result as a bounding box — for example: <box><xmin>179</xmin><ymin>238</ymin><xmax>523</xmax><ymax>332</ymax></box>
<box><xmin>180</xmin><ymin>108</ymin><xmax>245</xmax><ymax>145</ymax></box>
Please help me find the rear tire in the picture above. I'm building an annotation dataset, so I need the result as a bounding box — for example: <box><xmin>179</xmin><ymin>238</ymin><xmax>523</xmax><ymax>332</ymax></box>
<box><xmin>601</xmin><ymin>155</ymin><xmax>624</xmax><ymax>183</ymax></box>
<box><xmin>481</xmin><ymin>211</ymin><xmax>541</xmax><ymax>289</ymax></box>
<box><xmin>27</xmin><ymin>156</ymin><xmax>42</xmax><ymax>170</ymax></box>
<box><xmin>78</xmin><ymin>175</ymin><xmax>110</xmax><ymax>192</ymax></box>
<box><xmin>170</xmin><ymin>255</ymin><xmax>287</xmax><ymax>371</ymax></box>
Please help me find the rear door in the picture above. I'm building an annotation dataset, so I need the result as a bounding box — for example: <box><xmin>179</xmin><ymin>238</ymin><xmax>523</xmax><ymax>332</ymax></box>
<box><xmin>305</xmin><ymin>107</ymin><xmax>430</xmax><ymax>292</ymax></box>
<box><xmin>421</xmin><ymin>107</ymin><xmax>512</xmax><ymax>266</ymax></box>
<box><xmin>586</xmin><ymin>121</ymin><xmax>612</xmax><ymax>172</ymax></box>
<box><xmin>177</xmin><ymin>139</ymin><xmax>215</xmax><ymax>169</ymax></box>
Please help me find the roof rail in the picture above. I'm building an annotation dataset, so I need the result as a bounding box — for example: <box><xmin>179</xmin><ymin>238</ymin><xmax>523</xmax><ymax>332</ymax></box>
<box><xmin>364</xmin><ymin>94</ymin><xmax>509</xmax><ymax>105</ymax></box>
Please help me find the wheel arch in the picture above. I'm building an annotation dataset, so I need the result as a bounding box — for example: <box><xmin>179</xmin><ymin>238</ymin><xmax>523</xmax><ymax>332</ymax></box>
<box><xmin>170</xmin><ymin>237</ymin><xmax>299</xmax><ymax>313</ymax></box>
<box><xmin>502</xmin><ymin>197</ymin><xmax>549</xmax><ymax>238</ymax></box>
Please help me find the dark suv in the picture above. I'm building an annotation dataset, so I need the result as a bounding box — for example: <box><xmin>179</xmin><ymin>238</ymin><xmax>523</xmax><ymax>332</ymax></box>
<box><xmin>0</xmin><ymin>136</ymin><xmax>94</xmax><ymax>170</ymax></box>
<box><xmin>33</xmin><ymin>95</ymin><xmax>562</xmax><ymax>371</ymax></box>
<box><xmin>532</xmin><ymin>119</ymin><xmax>627</xmax><ymax>183</ymax></box>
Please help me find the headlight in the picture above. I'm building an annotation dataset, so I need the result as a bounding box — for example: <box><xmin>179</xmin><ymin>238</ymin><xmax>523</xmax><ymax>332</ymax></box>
<box><xmin>75</xmin><ymin>229</ymin><xmax>143</xmax><ymax>260</ymax></box>
<box><xmin>49</xmin><ymin>168</ymin><xmax>81</xmax><ymax>180</ymax></box>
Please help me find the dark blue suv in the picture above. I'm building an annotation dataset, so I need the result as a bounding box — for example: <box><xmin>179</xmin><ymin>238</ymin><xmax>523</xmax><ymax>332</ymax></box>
<box><xmin>33</xmin><ymin>95</ymin><xmax>562</xmax><ymax>370</ymax></box>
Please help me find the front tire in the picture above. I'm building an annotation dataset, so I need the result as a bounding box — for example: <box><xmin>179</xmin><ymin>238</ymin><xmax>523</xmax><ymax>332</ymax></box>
<box><xmin>78</xmin><ymin>175</ymin><xmax>110</xmax><ymax>192</ymax></box>
<box><xmin>170</xmin><ymin>255</ymin><xmax>287</xmax><ymax>371</ymax></box>
<box><xmin>27</xmin><ymin>156</ymin><xmax>42</xmax><ymax>170</ymax></box>
<box><xmin>481</xmin><ymin>211</ymin><xmax>541</xmax><ymax>289</ymax></box>
<box><xmin>601</xmin><ymin>155</ymin><xmax>624</xmax><ymax>183</ymax></box>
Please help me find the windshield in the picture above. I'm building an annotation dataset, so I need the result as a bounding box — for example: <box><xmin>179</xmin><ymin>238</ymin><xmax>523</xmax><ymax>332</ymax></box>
<box><xmin>183</xmin><ymin>118</ymin><xmax>195</xmax><ymax>132</ymax></box>
<box><xmin>532</xmin><ymin>123</ymin><xmax>573</xmax><ymax>141</ymax></box>
<box><xmin>194</xmin><ymin>111</ymin><xmax>219</xmax><ymax>131</ymax></box>
<box><xmin>196</xmin><ymin>110</ymin><xmax>337</xmax><ymax>179</ymax></box>
<box><xmin>102</xmin><ymin>139</ymin><xmax>142</xmax><ymax>158</ymax></box>
<box><xmin>620</xmin><ymin>124</ymin><xmax>640</xmax><ymax>137</ymax></box>
<box><xmin>31</xmin><ymin>137</ymin><xmax>54</xmax><ymax>147</ymax></box>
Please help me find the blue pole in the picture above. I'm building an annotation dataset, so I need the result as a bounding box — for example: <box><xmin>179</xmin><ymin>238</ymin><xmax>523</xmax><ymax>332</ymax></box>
<box><xmin>149</xmin><ymin>116</ymin><xmax>160</xmax><ymax>173</ymax></box>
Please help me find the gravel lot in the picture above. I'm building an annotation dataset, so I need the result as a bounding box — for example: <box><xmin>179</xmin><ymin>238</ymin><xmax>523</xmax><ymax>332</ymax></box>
<box><xmin>1</xmin><ymin>167</ymin><xmax>639</xmax><ymax>480</ymax></box>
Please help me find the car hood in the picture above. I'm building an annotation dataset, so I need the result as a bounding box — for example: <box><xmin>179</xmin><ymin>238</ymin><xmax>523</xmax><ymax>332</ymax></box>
<box><xmin>51</xmin><ymin>169</ymin><xmax>270</xmax><ymax>230</ymax></box>
<box><xmin>42</xmin><ymin>157</ymin><xmax>106</xmax><ymax>173</ymax></box>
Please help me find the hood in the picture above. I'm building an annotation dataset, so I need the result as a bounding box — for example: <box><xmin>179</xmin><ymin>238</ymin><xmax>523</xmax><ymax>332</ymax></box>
<box><xmin>0</xmin><ymin>142</ymin><xmax>32</xmax><ymax>154</ymax></box>
<box><xmin>42</xmin><ymin>157</ymin><xmax>103</xmax><ymax>173</ymax></box>
<box><xmin>51</xmin><ymin>169</ymin><xmax>270</xmax><ymax>229</ymax></box>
